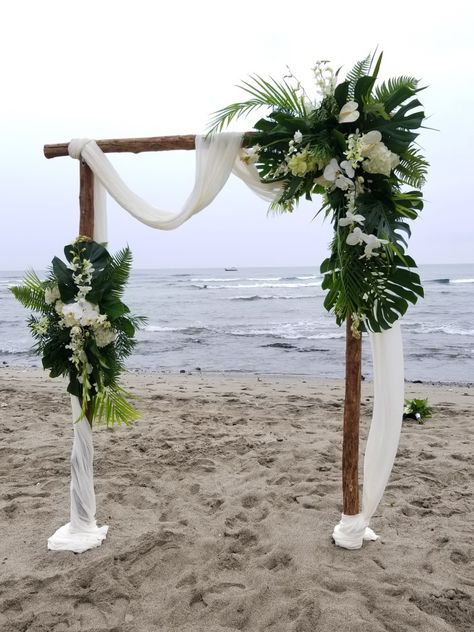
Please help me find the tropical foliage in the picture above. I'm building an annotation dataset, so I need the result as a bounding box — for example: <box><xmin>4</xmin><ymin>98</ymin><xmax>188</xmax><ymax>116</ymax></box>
<box><xmin>208</xmin><ymin>52</ymin><xmax>428</xmax><ymax>334</ymax></box>
<box><xmin>11</xmin><ymin>237</ymin><xmax>145</xmax><ymax>426</ymax></box>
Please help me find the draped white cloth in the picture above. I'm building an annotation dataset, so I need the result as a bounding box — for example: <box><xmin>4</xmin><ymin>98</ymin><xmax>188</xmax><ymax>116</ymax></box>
<box><xmin>333</xmin><ymin>322</ymin><xmax>404</xmax><ymax>548</ymax></box>
<box><xmin>47</xmin><ymin>397</ymin><xmax>108</xmax><ymax>553</ymax></box>
<box><xmin>49</xmin><ymin>133</ymin><xmax>404</xmax><ymax>552</ymax></box>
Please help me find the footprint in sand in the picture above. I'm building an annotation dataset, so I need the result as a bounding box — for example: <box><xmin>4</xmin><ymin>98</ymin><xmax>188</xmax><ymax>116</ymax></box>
<box><xmin>263</xmin><ymin>548</ymin><xmax>293</xmax><ymax>571</ymax></box>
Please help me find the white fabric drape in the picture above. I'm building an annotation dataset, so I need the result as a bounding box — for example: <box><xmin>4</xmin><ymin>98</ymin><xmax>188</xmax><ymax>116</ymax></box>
<box><xmin>69</xmin><ymin>134</ymin><xmax>283</xmax><ymax>232</ymax></box>
<box><xmin>48</xmin><ymin>397</ymin><xmax>108</xmax><ymax>553</ymax></box>
<box><xmin>60</xmin><ymin>133</ymin><xmax>405</xmax><ymax>552</ymax></box>
<box><xmin>333</xmin><ymin>322</ymin><xmax>404</xmax><ymax>548</ymax></box>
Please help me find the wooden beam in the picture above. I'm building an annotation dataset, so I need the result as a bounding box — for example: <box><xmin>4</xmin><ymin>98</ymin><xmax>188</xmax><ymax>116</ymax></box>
<box><xmin>44</xmin><ymin>135</ymin><xmax>198</xmax><ymax>159</ymax></box>
<box><xmin>342</xmin><ymin>317</ymin><xmax>361</xmax><ymax>515</ymax></box>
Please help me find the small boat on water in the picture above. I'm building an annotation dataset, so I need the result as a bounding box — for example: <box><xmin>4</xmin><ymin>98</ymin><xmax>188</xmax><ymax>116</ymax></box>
<box><xmin>224</xmin><ymin>267</ymin><xmax>238</xmax><ymax>272</ymax></box>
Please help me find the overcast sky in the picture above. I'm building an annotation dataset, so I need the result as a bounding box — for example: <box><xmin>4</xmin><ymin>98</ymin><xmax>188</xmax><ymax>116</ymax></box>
<box><xmin>1</xmin><ymin>0</ymin><xmax>473</xmax><ymax>270</ymax></box>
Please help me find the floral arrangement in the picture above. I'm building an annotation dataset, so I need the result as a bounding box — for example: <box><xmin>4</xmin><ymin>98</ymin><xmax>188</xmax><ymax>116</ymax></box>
<box><xmin>209</xmin><ymin>52</ymin><xmax>428</xmax><ymax>334</ymax></box>
<box><xmin>11</xmin><ymin>237</ymin><xmax>145</xmax><ymax>425</ymax></box>
<box><xmin>403</xmin><ymin>397</ymin><xmax>433</xmax><ymax>423</ymax></box>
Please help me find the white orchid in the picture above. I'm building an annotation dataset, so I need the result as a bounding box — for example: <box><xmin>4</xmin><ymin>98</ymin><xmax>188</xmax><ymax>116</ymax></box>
<box><xmin>293</xmin><ymin>130</ymin><xmax>303</xmax><ymax>144</ymax></box>
<box><xmin>62</xmin><ymin>299</ymin><xmax>99</xmax><ymax>328</ymax></box>
<box><xmin>339</xmin><ymin>210</ymin><xmax>365</xmax><ymax>227</ymax></box>
<box><xmin>360</xmin><ymin>234</ymin><xmax>388</xmax><ymax>259</ymax></box>
<box><xmin>240</xmin><ymin>145</ymin><xmax>261</xmax><ymax>165</ymax></box>
<box><xmin>346</xmin><ymin>227</ymin><xmax>367</xmax><ymax>246</ymax></box>
<box><xmin>346</xmin><ymin>228</ymin><xmax>388</xmax><ymax>257</ymax></box>
<box><xmin>323</xmin><ymin>158</ymin><xmax>354</xmax><ymax>191</ymax></box>
<box><xmin>338</xmin><ymin>101</ymin><xmax>360</xmax><ymax>124</ymax></box>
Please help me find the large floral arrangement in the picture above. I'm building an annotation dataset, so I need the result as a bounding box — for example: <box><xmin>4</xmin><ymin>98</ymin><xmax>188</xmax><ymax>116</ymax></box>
<box><xmin>209</xmin><ymin>52</ymin><xmax>427</xmax><ymax>334</ymax></box>
<box><xmin>11</xmin><ymin>238</ymin><xmax>145</xmax><ymax>425</ymax></box>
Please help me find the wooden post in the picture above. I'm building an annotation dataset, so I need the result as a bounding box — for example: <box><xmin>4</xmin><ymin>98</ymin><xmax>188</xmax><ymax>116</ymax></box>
<box><xmin>79</xmin><ymin>160</ymin><xmax>95</xmax><ymax>426</ymax></box>
<box><xmin>342</xmin><ymin>317</ymin><xmax>361</xmax><ymax>515</ymax></box>
<box><xmin>79</xmin><ymin>161</ymin><xmax>94</xmax><ymax>238</ymax></box>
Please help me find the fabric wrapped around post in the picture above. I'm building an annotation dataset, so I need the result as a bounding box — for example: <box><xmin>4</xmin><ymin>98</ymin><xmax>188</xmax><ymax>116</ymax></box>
<box><xmin>333</xmin><ymin>322</ymin><xmax>404</xmax><ymax>548</ymax></box>
<box><xmin>47</xmin><ymin>398</ymin><xmax>108</xmax><ymax>553</ymax></box>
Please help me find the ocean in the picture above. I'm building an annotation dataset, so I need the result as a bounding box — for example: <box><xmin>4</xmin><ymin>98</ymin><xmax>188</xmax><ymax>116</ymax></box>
<box><xmin>1</xmin><ymin>264</ymin><xmax>473</xmax><ymax>383</ymax></box>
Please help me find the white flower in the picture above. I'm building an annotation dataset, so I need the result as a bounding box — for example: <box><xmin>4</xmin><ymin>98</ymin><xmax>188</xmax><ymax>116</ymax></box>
<box><xmin>338</xmin><ymin>101</ymin><xmax>360</xmax><ymax>124</ymax></box>
<box><xmin>61</xmin><ymin>300</ymin><xmax>99</xmax><ymax>328</ymax></box>
<box><xmin>94</xmin><ymin>325</ymin><xmax>116</xmax><ymax>348</ymax></box>
<box><xmin>363</xmin><ymin>143</ymin><xmax>400</xmax><ymax>176</ymax></box>
<box><xmin>314</xmin><ymin>174</ymin><xmax>332</xmax><ymax>188</ymax></box>
<box><xmin>360</xmin><ymin>130</ymin><xmax>382</xmax><ymax>153</ymax></box>
<box><xmin>353</xmin><ymin>130</ymin><xmax>400</xmax><ymax>177</ymax></box>
<box><xmin>323</xmin><ymin>158</ymin><xmax>354</xmax><ymax>191</ymax></box>
<box><xmin>293</xmin><ymin>130</ymin><xmax>303</xmax><ymax>144</ymax></box>
<box><xmin>360</xmin><ymin>234</ymin><xmax>388</xmax><ymax>259</ymax></box>
<box><xmin>45</xmin><ymin>285</ymin><xmax>61</xmax><ymax>305</ymax></box>
<box><xmin>340</xmin><ymin>160</ymin><xmax>355</xmax><ymax>178</ymax></box>
<box><xmin>240</xmin><ymin>145</ymin><xmax>260</xmax><ymax>164</ymax></box>
<box><xmin>312</xmin><ymin>61</ymin><xmax>337</xmax><ymax>97</ymax></box>
<box><xmin>339</xmin><ymin>210</ymin><xmax>365</xmax><ymax>227</ymax></box>
<box><xmin>346</xmin><ymin>227</ymin><xmax>367</xmax><ymax>246</ymax></box>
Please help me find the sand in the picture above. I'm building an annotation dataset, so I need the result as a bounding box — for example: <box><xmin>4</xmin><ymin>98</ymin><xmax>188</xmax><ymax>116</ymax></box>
<box><xmin>0</xmin><ymin>367</ymin><xmax>473</xmax><ymax>632</ymax></box>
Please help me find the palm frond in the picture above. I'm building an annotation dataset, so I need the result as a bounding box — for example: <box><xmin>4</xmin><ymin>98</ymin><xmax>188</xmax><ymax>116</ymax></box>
<box><xmin>110</xmin><ymin>247</ymin><xmax>133</xmax><ymax>293</ymax></box>
<box><xmin>91</xmin><ymin>384</ymin><xmax>140</xmax><ymax>427</ymax></box>
<box><xmin>10</xmin><ymin>270</ymin><xmax>47</xmax><ymax>312</ymax></box>
<box><xmin>395</xmin><ymin>148</ymin><xmax>429</xmax><ymax>188</ymax></box>
<box><xmin>373</xmin><ymin>76</ymin><xmax>419</xmax><ymax>105</ymax></box>
<box><xmin>345</xmin><ymin>52</ymin><xmax>374</xmax><ymax>98</ymax></box>
<box><xmin>207</xmin><ymin>74</ymin><xmax>306</xmax><ymax>134</ymax></box>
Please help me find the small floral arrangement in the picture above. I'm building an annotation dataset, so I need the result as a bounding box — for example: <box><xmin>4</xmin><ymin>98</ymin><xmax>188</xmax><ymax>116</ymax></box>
<box><xmin>11</xmin><ymin>237</ymin><xmax>145</xmax><ymax>425</ymax></box>
<box><xmin>403</xmin><ymin>398</ymin><xmax>433</xmax><ymax>423</ymax></box>
<box><xmin>209</xmin><ymin>52</ymin><xmax>428</xmax><ymax>335</ymax></box>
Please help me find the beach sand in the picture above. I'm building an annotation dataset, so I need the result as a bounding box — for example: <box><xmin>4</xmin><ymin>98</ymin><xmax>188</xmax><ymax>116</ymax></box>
<box><xmin>0</xmin><ymin>368</ymin><xmax>472</xmax><ymax>632</ymax></box>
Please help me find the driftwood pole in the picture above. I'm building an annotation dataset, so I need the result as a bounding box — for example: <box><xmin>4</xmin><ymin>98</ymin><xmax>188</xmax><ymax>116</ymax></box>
<box><xmin>79</xmin><ymin>161</ymin><xmax>94</xmax><ymax>238</ymax></box>
<box><xmin>343</xmin><ymin>317</ymin><xmax>361</xmax><ymax>515</ymax></box>
<box><xmin>44</xmin><ymin>134</ymin><xmax>362</xmax><ymax>513</ymax></box>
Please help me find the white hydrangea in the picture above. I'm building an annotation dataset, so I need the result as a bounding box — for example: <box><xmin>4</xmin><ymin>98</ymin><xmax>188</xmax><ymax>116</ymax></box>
<box><xmin>94</xmin><ymin>326</ymin><xmax>116</xmax><ymax>348</ymax></box>
<box><xmin>363</xmin><ymin>143</ymin><xmax>400</xmax><ymax>177</ymax></box>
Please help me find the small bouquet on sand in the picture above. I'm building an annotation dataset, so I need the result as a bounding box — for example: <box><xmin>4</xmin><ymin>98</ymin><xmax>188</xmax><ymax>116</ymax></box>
<box><xmin>11</xmin><ymin>237</ymin><xmax>145</xmax><ymax>425</ymax></box>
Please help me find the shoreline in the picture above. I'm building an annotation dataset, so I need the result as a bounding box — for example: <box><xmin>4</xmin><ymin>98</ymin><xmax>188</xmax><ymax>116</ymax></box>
<box><xmin>0</xmin><ymin>368</ymin><xmax>473</xmax><ymax>631</ymax></box>
<box><xmin>2</xmin><ymin>365</ymin><xmax>473</xmax><ymax>389</ymax></box>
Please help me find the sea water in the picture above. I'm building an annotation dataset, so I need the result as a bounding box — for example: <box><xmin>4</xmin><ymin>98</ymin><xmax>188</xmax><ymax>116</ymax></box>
<box><xmin>1</xmin><ymin>264</ymin><xmax>473</xmax><ymax>383</ymax></box>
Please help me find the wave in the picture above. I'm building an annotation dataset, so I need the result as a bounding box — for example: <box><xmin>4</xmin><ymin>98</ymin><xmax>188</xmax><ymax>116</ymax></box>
<box><xmin>429</xmin><ymin>277</ymin><xmax>474</xmax><ymax>284</ymax></box>
<box><xmin>0</xmin><ymin>348</ymin><xmax>31</xmax><ymax>356</ymax></box>
<box><xmin>403</xmin><ymin>323</ymin><xmax>474</xmax><ymax>336</ymax></box>
<box><xmin>192</xmin><ymin>282</ymin><xmax>322</xmax><ymax>290</ymax></box>
<box><xmin>229</xmin><ymin>327</ymin><xmax>344</xmax><ymax>341</ymax></box>
<box><xmin>229</xmin><ymin>294</ymin><xmax>315</xmax><ymax>301</ymax></box>
<box><xmin>190</xmin><ymin>276</ymin><xmax>320</xmax><ymax>283</ymax></box>
<box><xmin>145</xmin><ymin>325</ymin><xmax>210</xmax><ymax>335</ymax></box>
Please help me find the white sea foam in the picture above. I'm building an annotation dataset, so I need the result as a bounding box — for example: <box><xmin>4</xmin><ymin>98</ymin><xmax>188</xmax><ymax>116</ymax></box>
<box><xmin>193</xmin><ymin>282</ymin><xmax>322</xmax><ymax>289</ymax></box>
<box><xmin>450</xmin><ymin>278</ymin><xmax>474</xmax><ymax>284</ymax></box>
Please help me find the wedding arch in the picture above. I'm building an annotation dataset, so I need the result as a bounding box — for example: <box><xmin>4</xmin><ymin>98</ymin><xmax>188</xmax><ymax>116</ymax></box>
<box><xmin>41</xmin><ymin>132</ymin><xmax>401</xmax><ymax>552</ymax></box>
<box><xmin>21</xmin><ymin>54</ymin><xmax>426</xmax><ymax>553</ymax></box>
